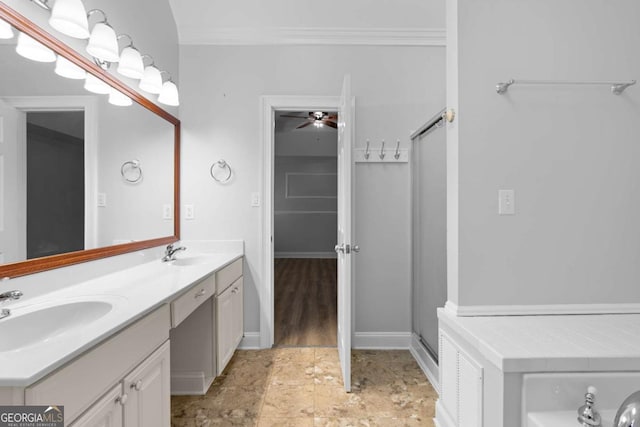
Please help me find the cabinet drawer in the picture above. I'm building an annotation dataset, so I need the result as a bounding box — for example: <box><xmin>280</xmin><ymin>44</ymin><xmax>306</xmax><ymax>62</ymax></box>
<box><xmin>171</xmin><ymin>274</ymin><xmax>215</xmax><ymax>327</ymax></box>
<box><xmin>216</xmin><ymin>258</ymin><xmax>242</xmax><ymax>294</ymax></box>
<box><xmin>26</xmin><ymin>305</ymin><xmax>170</xmax><ymax>424</ymax></box>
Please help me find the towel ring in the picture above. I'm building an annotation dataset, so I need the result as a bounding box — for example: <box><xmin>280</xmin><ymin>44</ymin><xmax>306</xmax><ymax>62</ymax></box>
<box><xmin>121</xmin><ymin>159</ymin><xmax>142</xmax><ymax>183</ymax></box>
<box><xmin>210</xmin><ymin>160</ymin><xmax>232</xmax><ymax>183</ymax></box>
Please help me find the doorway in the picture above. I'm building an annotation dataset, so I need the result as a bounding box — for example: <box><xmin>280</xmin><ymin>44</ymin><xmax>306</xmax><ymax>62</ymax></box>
<box><xmin>273</xmin><ymin>110</ymin><xmax>338</xmax><ymax>347</ymax></box>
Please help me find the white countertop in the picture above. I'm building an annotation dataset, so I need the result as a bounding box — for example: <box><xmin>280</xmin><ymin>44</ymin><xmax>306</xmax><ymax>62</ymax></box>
<box><xmin>438</xmin><ymin>308</ymin><xmax>640</xmax><ymax>372</ymax></box>
<box><xmin>0</xmin><ymin>252</ymin><xmax>242</xmax><ymax>387</ymax></box>
<box><xmin>528</xmin><ymin>410</ymin><xmax>616</xmax><ymax>427</ymax></box>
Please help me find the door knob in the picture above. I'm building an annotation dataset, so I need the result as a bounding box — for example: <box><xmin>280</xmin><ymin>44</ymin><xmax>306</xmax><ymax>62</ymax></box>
<box><xmin>352</xmin><ymin>245</ymin><xmax>360</xmax><ymax>253</ymax></box>
<box><xmin>334</xmin><ymin>244</ymin><xmax>344</xmax><ymax>254</ymax></box>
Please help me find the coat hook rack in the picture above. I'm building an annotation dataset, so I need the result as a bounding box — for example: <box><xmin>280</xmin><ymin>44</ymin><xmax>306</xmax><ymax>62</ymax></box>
<box><xmin>355</xmin><ymin>140</ymin><xmax>408</xmax><ymax>163</ymax></box>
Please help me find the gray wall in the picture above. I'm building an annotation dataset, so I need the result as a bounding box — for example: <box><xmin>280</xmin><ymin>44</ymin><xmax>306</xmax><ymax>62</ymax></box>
<box><xmin>448</xmin><ymin>0</ymin><xmax>640</xmax><ymax>309</ymax></box>
<box><xmin>179</xmin><ymin>44</ymin><xmax>446</xmax><ymax>335</ymax></box>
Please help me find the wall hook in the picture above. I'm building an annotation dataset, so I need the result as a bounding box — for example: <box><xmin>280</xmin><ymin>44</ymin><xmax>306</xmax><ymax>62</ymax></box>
<box><xmin>364</xmin><ymin>140</ymin><xmax>370</xmax><ymax>159</ymax></box>
<box><xmin>394</xmin><ymin>140</ymin><xmax>401</xmax><ymax>160</ymax></box>
<box><xmin>379</xmin><ymin>140</ymin><xmax>385</xmax><ymax>160</ymax></box>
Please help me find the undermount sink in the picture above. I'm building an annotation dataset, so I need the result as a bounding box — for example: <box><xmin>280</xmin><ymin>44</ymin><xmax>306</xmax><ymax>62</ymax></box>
<box><xmin>169</xmin><ymin>255</ymin><xmax>214</xmax><ymax>267</ymax></box>
<box><xmin>0</xmin><ymin>301</ymin><xmax>113</xmax><ymax>352</ymax></box>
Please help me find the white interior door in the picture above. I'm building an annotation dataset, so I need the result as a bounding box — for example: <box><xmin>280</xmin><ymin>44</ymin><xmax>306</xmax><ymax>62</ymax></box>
<box><xmin>0</xmin><ymin>99</ymin><xmax>25</xmax><ymax>264</ymax></box>
<box><xmin>336</xmin><ymin>74</ymin><xmax>354</xmax><ymax>392</ymax></box>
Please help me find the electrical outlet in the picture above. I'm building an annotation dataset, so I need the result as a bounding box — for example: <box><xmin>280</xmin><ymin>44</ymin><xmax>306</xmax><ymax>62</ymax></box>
<box><xmin>162</xmin><ymin>204</ymin><xmax>172</xmax><ymax>220</ymax></box>
<box><xmin>97</xmin><ymin>193</ymin><xmax>107</xmax><ymax>207</ymax></box>
<box><xmin>251</xmin><ymin>193</ymin><xmax>261</xmax><ymax>207</ymax></box>
<box><xmin>185</xmin><ymin>204</ymin><xmax>195</xmax><ymax>220</ymax></box>
<box><xmin>498</xmin><ymin>189</ymin><xmax>515</xmax><ymax>215</ymax></box>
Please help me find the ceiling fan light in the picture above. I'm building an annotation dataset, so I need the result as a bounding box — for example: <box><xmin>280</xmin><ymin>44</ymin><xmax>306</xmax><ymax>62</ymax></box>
<box><xmin>84</xmin><ymin>73</ymin><xmax>111</xmax><ymax>94</ymax></box>
<box><xmin>54</xmin><ymin>55</ymin><xmax>86</xmax><ymax>79</ymax></box>
<box><xmin>117</xmin><ymin>46</ymin><xmax>144</xmax><ymax>79</ymax></box>
<box><xmin>108</xmin><ymin>88</ymin><xmax>132</xmax><ymax>106</ymax></box>
<box><xmin>0</xmin><ymin>19</ymin><xmax>14</xmax><ymax>40</ymax></box>
<box><xmin>86</xmin><ymin>22</ymin><xmax>119</xmax><ymax>63</ymax></box>
<box><xmin>49</xmin><ymin>0</ymin><xmax>90</xmax><ymax>39</ymax></box>
<box><xmin>16</xmin><ymin>32</ymin><xmax>56</xmax><ymax>62</ymax></box>
<box><xmin>138</xmin><ymin>65</ymin><xmax>162</xmax><ymax>94</ymax></box>
<box><xmin>158</xmin><ymin>80</ymin><xmax>179</xmax><ymax>106</ymax></box>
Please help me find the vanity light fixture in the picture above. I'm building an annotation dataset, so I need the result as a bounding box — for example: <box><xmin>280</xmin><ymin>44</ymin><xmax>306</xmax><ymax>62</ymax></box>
<box><xmin>84</xmin><ymin>72</ymin><xmax>111</xmax><ymax>94</ymax></box>
<box><xmin>86</xmin><ymin>10</ymin><xmax>119</xmax><ymax>63</ymax></box>
<box><xmin>15</xmin><ymin>31</ymin><xmax>56</xmax><ymax>62</ymax></box>
<box><xmin>0</xmin><ymin>19</ymin><xmax>14</xmax><ymax>39</ymax></box>
<box><xmin>116</xmin><ymin>35</ymin><xmax>144</xmax><ymax>79</ymax></box>
<box><xmin>138</xmin><ymin>55</ymin><xmax>162</xmax><ymax>94</ymax></box>
<box><xmin>158</xmin><ymin>71</ymin><xmax>179</xmax><ymax>106</ymax></box>
<box><xmin>49</xmin><ymin>0</ymin><xmax>90</xmax><ymax>39</ymax></box>
<box><xmin>108</xmin><ymin>87</ymin><xmax>132</xmax><ymax>106</ymax></box>
<box><xmin>54</xmin><ymin>55</ymin><xmax>86</xmax><ymax>79</ymax></box>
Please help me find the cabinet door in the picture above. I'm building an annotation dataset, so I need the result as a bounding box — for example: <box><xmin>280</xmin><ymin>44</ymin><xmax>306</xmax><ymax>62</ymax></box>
<box><xmin>123</xmin><ymin>341</ymin><xmax>170</xmax><ymax>427</ymax></box>
<box><xmin>216</xmin><ymin>284</ymin><xmax>234</xmax><ymax>375</ymax></box>
<box><xmin>70</xmin><ymin>385</ymin><xmax>123</xmax><ymax>427</ymax></box>
<box><xmin>231</xmin><ymin>278</ymin><xmax>244</xmax><ymax>350</ymax></box>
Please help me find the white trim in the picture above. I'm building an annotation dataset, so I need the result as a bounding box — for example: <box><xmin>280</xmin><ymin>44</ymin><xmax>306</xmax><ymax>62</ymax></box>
<box><xmin>2</xmin><ymin>96</ymin><xmax>98</xmax><ymax>250</ymax></box>
<box><xmin>170</xmin><ymin>371</ymin><xmax>214</xmax><ymax>396</ymax></box>
<box><xmin>274</xmin><ymin>252</ymin><xmax>337</xmax><ymax>259</ymax></box>
<box><xmin>179</xmin><ymin>27</ymin><xmax>446</xmax><ymax>47</ymax></box>
<box><xmin>284</xmin><ymin>172</ymin><xmax>337</xmax><ymax>199</ymax></box>
<box><xmin>274</xmin><ymin>210</ymin><xmax>337</xmax><ymax>215</ymax></box>
<box><xmin>445</xmin><ymin>300</ymin><xmax>640</xmax><ymax>316</ymax></box>
<box><xmin>352</xmin><ymin>332</ymin><xmax>411</xmax><ymax>349</ymax></box>
<box><xmin>435</xmin><ymin>400</ymin><xmax>456</xmax><ymax>427</ymax></box>
<box><xmin>238</xmin><ymin>332</ymin><xmax>261</xmax><ymax>350</ymax></box>
<box><xmin>410</xmin><ymin>333</ymin><xmax>440</xmax><ymax>393</ymax></box>
<box><xmin>261</xmin><ymin>95</ymin><xmax>341</xmax><ymax>349</ymax></box>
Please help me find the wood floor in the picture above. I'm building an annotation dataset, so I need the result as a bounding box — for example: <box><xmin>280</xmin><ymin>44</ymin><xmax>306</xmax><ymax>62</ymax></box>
<box><xmin>274</xmin><ymin>258</ymin><xmax>337</xmax><ymax>347</ymax></box>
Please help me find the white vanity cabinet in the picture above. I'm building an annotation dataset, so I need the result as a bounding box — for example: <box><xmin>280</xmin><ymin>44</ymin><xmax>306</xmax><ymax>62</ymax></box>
<box><xmin>70</xmin><ymin>385</ymin><xmax>123</xmax><ymax>427</ymax></box>
<box><xmin>216</xmin><ymin>277</ymin><xmax>243</xmax><ymax>375</ymax></box>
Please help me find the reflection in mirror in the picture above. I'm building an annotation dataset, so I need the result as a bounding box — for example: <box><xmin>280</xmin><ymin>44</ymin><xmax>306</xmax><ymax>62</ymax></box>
<box><xmin>0</xmin><ymin>7</ymin><xmax>179</xmax><ymax>277</ymax></box>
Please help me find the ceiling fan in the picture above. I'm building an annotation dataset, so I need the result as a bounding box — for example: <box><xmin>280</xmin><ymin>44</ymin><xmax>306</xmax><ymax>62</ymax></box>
<box><xmin>281</xmin><ymin>111</ymin><xmax>338</xmax><ymax>129</ymax></box>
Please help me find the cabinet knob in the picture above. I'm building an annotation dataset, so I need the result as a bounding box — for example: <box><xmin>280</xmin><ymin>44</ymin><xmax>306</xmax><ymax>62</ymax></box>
<box><xmin>231</xmin><ymin>287</ymin><xmax>238</xmax><ymax>294</ymax></box>
<box><xmin>131</xmin><ymin>380</ymin><xmax>143</xmax><ymax>391</ymax></box>
<box><xmin>195</xmin><ymin>289</ymin><xmax>206</xmax><ymax>298</ymax></box>
<box><xmin>116</xmin><ymin>393</ymin><xmax>128</xmax><ymax>405</ymax></box>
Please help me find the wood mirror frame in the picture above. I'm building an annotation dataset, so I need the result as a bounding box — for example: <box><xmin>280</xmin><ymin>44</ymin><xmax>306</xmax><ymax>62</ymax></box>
<box><xmin>0</xmin><ymin>3</ymin><xmax>180</xmax><ymax>278</ymax></box>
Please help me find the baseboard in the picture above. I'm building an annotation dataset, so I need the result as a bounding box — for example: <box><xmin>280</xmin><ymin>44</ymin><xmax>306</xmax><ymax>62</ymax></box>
<box><xmin>409</xmin><ymin>333</ymin><xmax>440</xmax><ymax>393</ymax></box>
<box><xmin>445</xmin><ymin>300</ymin><xmax>640</xmax><ymax>316</ymax></box>
<box><xmin>274</xmin><ymin>252</ymin><xmax>337</xmax><ymax>259</ymax></box>
<box><xmin>435</xmin><ymin>400</ymin><xmax>456</xmax><ymax>427</ymax></box>
<box><xmin>238</xmin><ymin>332</ymin><xmax>261</xmax><ymax>349</ymax></box>
<box><xmin>170</xmin><ymin>371</ymin><xmax>214</xmax><ymax>396</ymax></box>
<box><xmin>353</xmin><ymin>332</ymin><xmax>411</xmax><ymax>349</ymax></box>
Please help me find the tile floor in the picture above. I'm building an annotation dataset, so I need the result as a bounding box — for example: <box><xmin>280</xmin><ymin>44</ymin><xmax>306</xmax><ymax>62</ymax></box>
<box><xmin>171</xmin><ymin>348</ymin><xmax>437</xmax><ymax>427</ymax></box>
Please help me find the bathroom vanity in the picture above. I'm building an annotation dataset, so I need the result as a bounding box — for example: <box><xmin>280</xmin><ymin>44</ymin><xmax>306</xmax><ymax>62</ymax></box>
<box><xmin>435</xmin><ymin>308</ymin><xmax>640</xmax><ymax>427</ymax></box>
<box><xmin>0</xmin><ymin>250</ymin><xmax>244</xmax><ymax>427</ymax></box>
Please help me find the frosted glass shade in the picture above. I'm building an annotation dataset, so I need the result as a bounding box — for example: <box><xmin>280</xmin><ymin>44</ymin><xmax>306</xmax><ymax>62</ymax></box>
<box><xmin>138</xmin><ymin>65</ymin><xmax>162</xmax><ymax>94</ymax></box>
<box><xmin>117</xmin><ymin>46</ymin><xmax>144</xmax><ymax>79</ymax></box>
<box><xmin>84</xmin><ymin>73</ymin><xmax>111</xmax><ymax>94</ymax></box>
<box><xmin>108</xmin><ymin>88</ymin><xmax>132</xmax><ymax>106</ymax></box>
<box><xmin>54</xmin><ymin>55</ymin><xmax>86</xmax><ymax>79</ymax></box>
<box><xmin>0</xmin><ymin>19</ymin><xmax>14</xmax><ymax>40</ymax></box>
<box><xmin>49</xmin><ymin>0</ymin><xmax>90</xmax><ymax>39</ymax></box>
<box><xmin>86</xmin><ymin>22</ymin><xmax>119</xmax><ymax>62</ymax></box>
<box><xmin>16</xmin><ymin>32</ymin><xmax>56</xmax><ymax>62</ymax></box>
<box><xmin>158</xmin><ymin>81</ymin><xmax>179</xmax><ymax>106</ymax></box>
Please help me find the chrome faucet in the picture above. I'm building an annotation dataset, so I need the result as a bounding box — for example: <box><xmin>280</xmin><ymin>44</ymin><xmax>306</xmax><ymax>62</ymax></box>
<box><xmin>0</xmin><ymin>290</ymin><xmax>22</xmax><ymax>320</ymax></box>
<box><xmin>613</xmin><ymin>390</ymin><xmax>640</xmax><ymax>427</ymax></box>
<box><xmin>577</xmin><ymin>386</ymin><xmax>602</xmax><ymax>427</ymax></box>
<box><xmin>162</xmin><ymin>244</ymin><xmax>186</xmax><ymax>262</ymax></box>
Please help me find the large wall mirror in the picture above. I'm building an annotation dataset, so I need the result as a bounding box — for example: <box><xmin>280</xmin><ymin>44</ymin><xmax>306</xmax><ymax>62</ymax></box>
<box><xmin>0</xmin><ymin>3</ymin><xmax>180</xmax><ymax>278</ymax></box>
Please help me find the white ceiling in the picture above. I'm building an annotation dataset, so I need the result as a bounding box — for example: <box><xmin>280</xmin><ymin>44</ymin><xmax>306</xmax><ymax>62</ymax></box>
<box><xmin>167</xmin><ymin>0</ymin><xmax>445</xmax><ymax>45</ymax></box>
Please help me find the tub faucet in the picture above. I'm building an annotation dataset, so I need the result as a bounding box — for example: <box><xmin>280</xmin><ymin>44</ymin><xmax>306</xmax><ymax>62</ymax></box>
<box><xmin>577</xmin><ymin>386</ymin><xmax>602</xmax><ymax>427</ymax></box>
<box><xmin>162</xmin><ymin>244</ymin><xmax>186</xmax><ymax>262</ymax></box>
<box><xmin>613</xmin><ymin>390</ymin><xmax>640</xmax><ymax>427</ymax></box>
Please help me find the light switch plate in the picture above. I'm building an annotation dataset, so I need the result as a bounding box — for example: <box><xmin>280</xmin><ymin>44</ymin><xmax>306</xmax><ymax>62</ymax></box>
<box><xmin>185</xmin><ymin>204</ymin><xmax>195</xmax><ymax>220</ymax></box>
<box><xmin>162</xmin><ymin>204</ymin><xmax>172</xmax><ymax>220</ymax></box>
<box><xmin>498</xmin><ymin>189</ymin><xmax>515</xmax><ymax>215</ymax></box>
<box><xmin>97</xmin><ymin>193</ymin><xmax>106</xmax><ymax>207</ymax></box>
<box><xmin>251</xmin><ymin>192</ymin><xmax>261</xmax><ymax>207</ymax></box>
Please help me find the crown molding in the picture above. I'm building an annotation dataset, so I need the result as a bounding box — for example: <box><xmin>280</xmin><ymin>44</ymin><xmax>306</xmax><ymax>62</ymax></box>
<box><xmin>178</xmin><ymin>27</ymin><xmax>446</xmax><ymax>46</ymax></box>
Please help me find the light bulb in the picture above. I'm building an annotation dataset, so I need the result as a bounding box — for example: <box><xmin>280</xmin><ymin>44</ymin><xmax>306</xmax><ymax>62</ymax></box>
<box><xmin>49</xmin><ymin>0</ymin><xmax>90</xmax><ymax>39</ymax></box>
<box><xmin>54</xmin><ymin>55</ymin><xmax>86</xmax><ymax>79</ymax></box>
<box><xmin>84</xmin><ymin>73</ymin><xmax>111</xmax><ymax>94</ymax></box>
<box><xmin>158</xmin><ymin>81</ymin><xmax>179</xmax><ymax>106</ymax></box>
<box><xmin>117</xmin><ymin>46</ymin><xmax>144</xmax><ymax>79</ymax></box>
<box><xmin>16</xmin><ymin>32</ymin><xmax>56</xmax><ymax>62</ymax></box>
<box><xmin>138</xmin><ymin>65</ymin><xmax>162</xmax><ymax>94</ymax></box>
<box><xmin>0</xmin><ymin>19</ymin><xmax>14</xmax><ymax>40</ymax></box>
<box><xmin>86</xmin><ymin>22</ymin><xmax>119</xmax><ymax>62</ymax></box>
<box><xmin>108</xmin><ymin>88</ymin><xmax>132</xmax><ymax>106</ymax></box>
